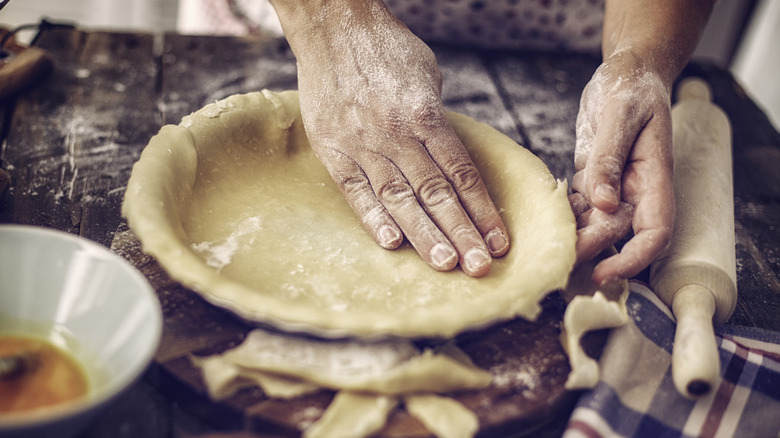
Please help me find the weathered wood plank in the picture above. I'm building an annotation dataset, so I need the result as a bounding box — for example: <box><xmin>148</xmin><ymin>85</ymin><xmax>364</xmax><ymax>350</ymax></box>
<box><xmin>0</xmin><ymin>28</ymin><xmax>182</xmax><ymax>438</ymax></box>
<box><xmin>0</xmin><ymin>28</ymin><xmax>159</xmax><ymax>246</ymax></box>
<box><xmin>160</xmin><ymin>34</ymin><xmax>298</xmax><ymax>124</ymax></box>
<box><xmin>433</xmin><ymin>45</ymin><xmax>521</xmax><ymax>141</ymax></box>
<box><xmin>487</xmin><ymin>51</ymin><xmax>601</xmax><ymax>182</ymax></box>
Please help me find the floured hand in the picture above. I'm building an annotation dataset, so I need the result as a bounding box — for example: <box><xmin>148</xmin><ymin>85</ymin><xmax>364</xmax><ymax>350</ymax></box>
<box><xmin>570</xmin><ymin>49</ymin><xmax>674</xmax><ymax>285</ymax></box>
<box><xmin>272</xmin><ymin>0</ymin><xmax>509</xmax><ymax>277</ymax></box>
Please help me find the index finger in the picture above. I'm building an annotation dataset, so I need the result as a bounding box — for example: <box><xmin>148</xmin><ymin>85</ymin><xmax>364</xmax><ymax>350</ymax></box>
<box><xmin>592</xmin><ymin>121</ymin><xmax>674</xmax><ymax>284</ymax></box>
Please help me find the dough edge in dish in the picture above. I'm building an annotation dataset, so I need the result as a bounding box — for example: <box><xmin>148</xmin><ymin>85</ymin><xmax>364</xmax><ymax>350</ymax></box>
<box><xmin>121</xmin><ymin>90</ymin><xmax>576</xmax><ymax>338</ymax></box>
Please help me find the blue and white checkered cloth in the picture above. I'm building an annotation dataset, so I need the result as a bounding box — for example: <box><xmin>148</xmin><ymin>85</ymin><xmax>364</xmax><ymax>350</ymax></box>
<box><xmin>564</xmin><ymin>282</ymin><xmax>780</xmax><ymax>438</ymax></box>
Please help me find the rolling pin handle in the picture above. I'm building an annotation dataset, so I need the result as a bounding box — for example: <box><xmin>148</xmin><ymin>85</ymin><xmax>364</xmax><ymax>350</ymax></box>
<box><xmin>671</xmin><ymin>284</ymin><xmax>721</xmax><ymax>399</ymax></box>
<box><xmin>676</xmin><ymin>77</ymin><xmax>713</xmax><ymax>102</ymax></box>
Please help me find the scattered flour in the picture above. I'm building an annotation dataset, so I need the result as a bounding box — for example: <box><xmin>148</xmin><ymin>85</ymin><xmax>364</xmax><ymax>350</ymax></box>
<box><xmin>191</xmin><ymin>216</ymin><xmax>264</xmax><ymax>271</ymax></box>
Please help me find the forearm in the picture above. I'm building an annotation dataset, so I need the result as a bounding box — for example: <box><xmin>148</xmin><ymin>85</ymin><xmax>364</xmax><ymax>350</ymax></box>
<box><xmin>268</xmin><ymin>0</ymin><xmax>393</xmax><ymax>53</ymax></box>
<box><xmin>602</xmin><ymin>0</ymin><xmax>716</xmax><ymax>88</ymax></box>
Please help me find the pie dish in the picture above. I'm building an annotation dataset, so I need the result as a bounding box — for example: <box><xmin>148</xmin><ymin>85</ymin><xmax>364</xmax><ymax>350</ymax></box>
<box><xmin>122</xmin><ymin>90</ymin><xmax>576</xmax><ymax>338</ymax></box>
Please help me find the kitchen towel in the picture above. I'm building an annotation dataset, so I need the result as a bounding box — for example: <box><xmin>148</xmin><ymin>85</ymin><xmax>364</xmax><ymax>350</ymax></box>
<box><xmin>564</xmin><ymin>281</ymin><xmax>780</xmax><ymax>438</ymax></box>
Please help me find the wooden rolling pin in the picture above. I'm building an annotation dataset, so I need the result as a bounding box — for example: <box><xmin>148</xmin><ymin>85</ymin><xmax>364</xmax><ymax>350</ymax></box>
<box><xmin>649</xmin><ymin>77</ymin><xmax>737</xmax><ymax>399</ymax></box>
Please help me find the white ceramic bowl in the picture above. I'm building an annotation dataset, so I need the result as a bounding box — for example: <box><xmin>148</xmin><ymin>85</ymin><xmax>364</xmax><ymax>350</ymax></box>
<box><xmin>0</xmin><ymin>225</ymin><xmax>162</xmax><ymax>438</ymax></box>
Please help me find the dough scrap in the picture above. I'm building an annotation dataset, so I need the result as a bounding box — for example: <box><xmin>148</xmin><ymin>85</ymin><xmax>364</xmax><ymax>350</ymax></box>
<box><xmin>200</xmin><ymin>327</ymin><xmax>491</xmax><ymax>396</ymax></box>
<box><xmin>405</xmin><ymin>394</ymin><xmax>479</xmax><ymax>438</ymax></box>
<box><xmin>192</xmin><ymin>328</ymin><xmax>490</xmax><ymax>438</ymax></box>
<box><xmin>561</xmin><ymin>248</ymin><xmax>629</xmax><ymax>389</ymax></box>
<box><xmin>562</xmin><ymin>291</ymin><xmax>627</xmax><ymax>389</ymax></box>
<box><xmin>223</xmin><ymin>329</ymin><xmax>420</xmax><ymax>381</ymax></box>
<box><xmin>304</xmin><ymin>392</ymin><xmax>398</xmax><ymax>438</ymax></box>
<box><xmin>191</xmin><ymin>354</ymin><xmax>320</xmax><ymax>400</ymax></box>
<box><xmin>122</xmin><ymin>90</ymin><xmax>576</xmax><ymax>338</ymax></box>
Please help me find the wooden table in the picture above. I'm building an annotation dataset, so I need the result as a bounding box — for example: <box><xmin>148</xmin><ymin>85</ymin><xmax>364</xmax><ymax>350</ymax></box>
<box><xmin>2</xmin><ymin>26</ymin><xmax>779</xmax><ymax>438</ymax></box>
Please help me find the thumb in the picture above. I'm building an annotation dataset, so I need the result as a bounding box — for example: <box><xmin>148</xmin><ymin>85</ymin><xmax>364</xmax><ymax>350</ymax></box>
<box><xmin>585</xmin><ymin>106</ymin><xmax>643</xmax><ymax>213</ymax></box>
<box><xmin>586</xmin><ymin>156</ymin><xmax>622</xmax><ymax>213</ymax></box>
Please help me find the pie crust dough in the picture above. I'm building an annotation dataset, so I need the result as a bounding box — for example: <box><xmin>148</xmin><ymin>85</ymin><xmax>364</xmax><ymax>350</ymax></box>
<box><xmin>561</xmin><ymin>247</ymin><xmax>629</xmax><ymax>389</ymax></box>
<box><xmin>122</xmin><ymin>90</ymin><xmax>576</xmax><ymax>338</ymax></box>
<box><xmin>191</xmin><ymin>327</ymin><xmax>490</xmax><ymax>438</ymax></box>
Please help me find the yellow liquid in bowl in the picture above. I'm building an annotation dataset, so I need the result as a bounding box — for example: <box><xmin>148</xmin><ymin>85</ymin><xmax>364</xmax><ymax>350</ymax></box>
<box><xmin>0</xmin><ymin>335</ymin><xmax>88</xmax><ymax>414</ymax></box>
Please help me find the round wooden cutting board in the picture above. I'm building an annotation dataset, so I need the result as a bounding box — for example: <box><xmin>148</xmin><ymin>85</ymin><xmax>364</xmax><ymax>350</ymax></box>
<box><xmin>111</xmin><ymin>222</ymin><xmax>604</xmax><ymax>437</ymax></box>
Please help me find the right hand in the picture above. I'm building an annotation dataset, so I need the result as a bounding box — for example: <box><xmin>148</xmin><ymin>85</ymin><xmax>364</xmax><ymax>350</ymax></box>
<box><xmin>278</xmin><ymin>0</ymin><xmax>509</xmax><ymax>277</ymax></box>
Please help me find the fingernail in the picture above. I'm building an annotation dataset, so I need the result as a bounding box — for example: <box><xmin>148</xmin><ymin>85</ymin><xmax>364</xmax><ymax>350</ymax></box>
<box><xmin>430</xmin><ymin>243</ymin><xmax>457</xmax><ymax>269</ymax></box>
<box><xmin>595</xmin><ymin>184</ymin><xmax>618</xmax><ymax>206</ymax></box>
<box><xmin>485</xmin><ymin>228</ymin><xmax>509</xmax><ymax>255</ymax></box>
<box><xmin>378</xmin><ymin>225</ymin><xmax>402</xmax><ymax>249</ymax></box>
<box><xmin>464</xmin><ymin>247</ymin><xmax>490</xmax><ymax>273</ymax></box>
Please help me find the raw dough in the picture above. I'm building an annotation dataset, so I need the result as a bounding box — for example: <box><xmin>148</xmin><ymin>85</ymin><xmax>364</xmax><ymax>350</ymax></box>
<box><xmin>191</xmin><ymin>327</ymin><xmax>490</xmax><ymax>438</ymax></box>
<box><xmin>122</xmin><ymin>90</ymin><xmax>576</xmax><ymax>338</ymax></box>
<box><xmin>405</xmin><ymin>394</ymin><xmax>479</xmax><ymax>438</ymax></box>
<box><xmin>194</xmin><ymin>326</ymin><xmax>491</xmax><ymax>395</ymax></box>
<box><xmin>304</xmin><ymin>392</ymin><xmax>398</xmax><ymax>438</ymax></box>
<box><xmin>561</xmin><ymin>247</ymin><xmax>629</xmax><ymax>389</ymax></box>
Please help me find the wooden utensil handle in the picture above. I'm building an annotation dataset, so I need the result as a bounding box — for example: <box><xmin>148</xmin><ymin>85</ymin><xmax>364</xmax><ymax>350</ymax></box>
<box><xmin>649</xmin><ymin>77</ymin><xmax>736</xmax><ymax>398</ymax></box>
<box><xmin>671</xmin><ymin>285</ymin><xmax>720</xmax><ymax>397</ymax></box>
<box><xmin>0</xmin><ymin>46</ymin><xmax>53</xmax><ymax>101</ymax></box>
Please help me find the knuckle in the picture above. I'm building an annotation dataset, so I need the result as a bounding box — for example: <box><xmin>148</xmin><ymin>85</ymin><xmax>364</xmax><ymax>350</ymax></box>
<box><xmin>417</xmin><ymin>175</ymin><xmax>456</xmax><ymax>209</ymax></box>
<box><xmin>449</xmin><ymin>162</ymin><xmax>482</xmax><ymax>192</ymax></box>
<box><xmin>339</xmin><ymin>176</ymin><xmax>383</xmax><ymax>219</ymax></box>
<box><xmin>340</xmin><ymin>175</ymin><xmax>370</xmax><ymax>198</ymax></box>
<box><xmin>376</xmin><ymin>179</ymin><xmax>416</xmax><ymax>208</ymax></box>
<box><xmin>412</xmin><ymin>44</ymin><xmax>442</xmax><ymax>86</ymax></box>
<box><xmin>410</xmin><ymin>100</ymin><xmax>446</xmax><ymax>128</ymax></box>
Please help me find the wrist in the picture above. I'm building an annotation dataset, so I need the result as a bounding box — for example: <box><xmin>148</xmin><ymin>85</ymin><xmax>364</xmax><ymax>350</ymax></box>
<box><xmin>268</xmin><ymin>0</ymin><xmax>390</xmax><ymax>53</ymax></box>
<box><xmin>603</xmin><ymin>45</ymin><xmax>677</xmax><ymax>94</ymax></box>
<box><xmin>601</xmin><ymin>0</ymin><xmax>715</xmax><ymax>90</ymax></box>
